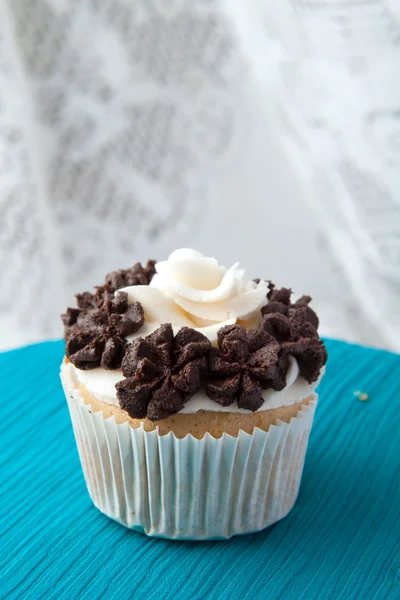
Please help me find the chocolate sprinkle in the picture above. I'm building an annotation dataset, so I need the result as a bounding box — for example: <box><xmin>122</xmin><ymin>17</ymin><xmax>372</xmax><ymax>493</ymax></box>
<box><xmin>116</xmin><ymin>324</ymin><xmax>211</xmax><ymax>420</ymax></box>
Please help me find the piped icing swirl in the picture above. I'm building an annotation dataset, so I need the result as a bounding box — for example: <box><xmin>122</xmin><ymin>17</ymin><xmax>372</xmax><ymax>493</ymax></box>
<box><xmin>116</xmin><ymin>249</ymin><xmax>268</xmax><ymax>344</ymax></box>
<box><xmin>150</xmin><ymin>248</ymin><xmax>268</xmax><ymax>325</ymax></box>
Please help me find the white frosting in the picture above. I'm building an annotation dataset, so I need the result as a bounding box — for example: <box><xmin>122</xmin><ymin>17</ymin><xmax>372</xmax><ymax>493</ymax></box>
<box><xmin>117</xmin><ymin>285</ymin><xmax>236</xmax><ymax>344</ymax></box>
<box><xmin>71</xmin><ymin>360</ymin><xmax>324</xmax><ymax>415</ymax></box>
<box><xmin>69</xmin><ymin>248</ymin><xmax>324</xmax><ymax>416</ymax></box>
<box><xmin>116</xmin><ymin>249</ymin><xmax>267</xmax><ymax>344</ymax></box>
<box><xmin>149</xmin><ymin>249</ymin><xmax>268</xmax><ymax>333</ymax></box>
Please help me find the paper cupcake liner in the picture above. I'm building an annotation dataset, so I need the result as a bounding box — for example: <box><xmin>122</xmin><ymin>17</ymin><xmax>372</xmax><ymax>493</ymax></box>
<box><xmin>61</xmin><ymin>364</ymin><xmax>318</xmax><ymax>540</ymax></box>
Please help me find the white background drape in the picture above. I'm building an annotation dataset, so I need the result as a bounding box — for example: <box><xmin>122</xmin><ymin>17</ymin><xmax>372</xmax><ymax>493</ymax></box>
<box><xmin>0</xmin><ymin>0</ymin><xmax>399</xmax><ymax>351</ymax></box>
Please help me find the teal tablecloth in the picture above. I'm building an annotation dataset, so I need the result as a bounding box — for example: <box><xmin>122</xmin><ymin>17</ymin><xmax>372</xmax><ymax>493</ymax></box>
<box><xmin>1</xmin><ymin>339</ymin><xmax>399</xmax><ymax>599</ymax></box>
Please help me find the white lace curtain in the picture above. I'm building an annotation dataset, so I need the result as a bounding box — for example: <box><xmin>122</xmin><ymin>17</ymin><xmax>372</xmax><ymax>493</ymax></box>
<box><xmin>0</xmin><ymin>0</ymin><xmax>399</xmax><ymax>351</ymax></box>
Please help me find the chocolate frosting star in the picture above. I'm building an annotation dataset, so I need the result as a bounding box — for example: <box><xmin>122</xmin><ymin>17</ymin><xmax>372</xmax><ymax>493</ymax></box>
<box><xmin>280</xmin><ymin>338</ymin><xmax>327</xmax><ymax>384</ymax></box>
<box><xmin>105</xmin><ymin>259</ymin><xmax>156</xmax><ymax>291</ymax></box>
<box><xmin>262</xmin><ymin>282</ymin><xmax>319</xmax><ymax>338</ymax></box>
<box><xmin>63</xmin><ymin>292</ymin><xmax>144</xmax><ymax>370</ymax></box>
<box><xmin>75</xmin><ymin>259</ymin><xmax>156</xmax><ymax>311</ymax></box>
<box><xmin>206</xmin><ymin>323</ymin><xmax>286</xmax><ymax>411</ymax></box>
<box><xmin>261</xmin><ymin>284</ymin><xmax>320</xmax><ymax>341</ymax></box>
<box><xmin>116</xmin><ymin>324</ymin><xmax>211</xmax><ymax>420</ymax></box>
<box><xmin>206</xmin><ymin>282</ymin><xmax>327</xmax><ymax>411</ymax></box>
<box><xmin>260</xmin><ymin>282</ymin><xmax>327</xmax><ymax>382</ymax></box>
<box><xmin>61</xmin><ymin>259</ymin><xmax>156</xmax><ymax>368</ymax></box>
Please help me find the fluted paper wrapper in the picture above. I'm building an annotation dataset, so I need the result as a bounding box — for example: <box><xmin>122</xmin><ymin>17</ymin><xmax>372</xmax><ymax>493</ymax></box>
<box><xmin>61</xmin><ymin>365</ymin><xmax>317</xmax><ymax>540</ymax></box>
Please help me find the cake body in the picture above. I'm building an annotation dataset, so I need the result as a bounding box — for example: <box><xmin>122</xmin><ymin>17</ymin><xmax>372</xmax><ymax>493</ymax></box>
<box><xmin>60</xmin><ymin>249</ymin><xmax>327</xmax><ymax>538</ymax></box>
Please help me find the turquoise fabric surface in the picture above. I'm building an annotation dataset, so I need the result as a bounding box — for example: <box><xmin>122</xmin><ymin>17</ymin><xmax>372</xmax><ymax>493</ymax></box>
<box><xmin>0</xmin><ymin>339</ymin><xmax>399</xmax><ymax>599</ymax></box>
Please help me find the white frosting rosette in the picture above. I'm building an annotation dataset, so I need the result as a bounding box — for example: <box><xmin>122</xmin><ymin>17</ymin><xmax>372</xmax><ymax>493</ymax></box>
<box><xmin>118</xmin><ymin>248</ymin><xmax>268</xmax><ymax>344</ymax></box>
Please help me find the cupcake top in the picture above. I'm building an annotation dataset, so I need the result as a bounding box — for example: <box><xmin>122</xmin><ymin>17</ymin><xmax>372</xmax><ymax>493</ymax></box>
<box><xmin>62</xmin><ymin>249</ymin><xmax>327</xmax><ymax>420</ymax></box>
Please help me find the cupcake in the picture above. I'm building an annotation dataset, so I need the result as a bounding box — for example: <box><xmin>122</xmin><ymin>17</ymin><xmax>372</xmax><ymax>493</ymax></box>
<box><xmin>61</xmin><ymin>249</ymin><xmax>327</xmax><ymax>539</ymax></box>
